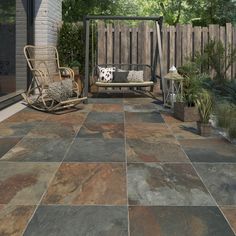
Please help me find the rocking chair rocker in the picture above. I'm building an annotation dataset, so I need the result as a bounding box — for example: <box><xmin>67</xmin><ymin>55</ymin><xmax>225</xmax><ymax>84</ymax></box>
<box><xmin>22</xmin><ymin>45</ymin><xmax>87</xmax><ymax>112</ymax></box>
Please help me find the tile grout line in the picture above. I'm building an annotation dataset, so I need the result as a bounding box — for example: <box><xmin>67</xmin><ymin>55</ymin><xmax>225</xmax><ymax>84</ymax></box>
<box><xmin>123</xmin><ymin>95</ymin><xmax>131</xmax><ymax>236</ymax></box>
<box><xmin>164</xmin><ymin>119</ymin><xmax>236</xmax><ymax>234</ymax></box>
<box><xmin>20</xmin><ymin>110</ymin><xmax>90</xmax><ymax>235</ymax></box>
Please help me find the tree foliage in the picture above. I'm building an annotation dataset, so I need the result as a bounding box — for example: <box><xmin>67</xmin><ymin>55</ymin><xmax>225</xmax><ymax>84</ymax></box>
<box><xmin>62</xmin><ymin>0</ymin><xmax>236</xmax><ymax>26</ymax></box>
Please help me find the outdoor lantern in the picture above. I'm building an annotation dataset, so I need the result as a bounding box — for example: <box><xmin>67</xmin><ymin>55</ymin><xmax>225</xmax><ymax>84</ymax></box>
<box><xmin>163</xmin><ymin>66</ymin><xmax>184</xmax><ymax>108</ymax></box>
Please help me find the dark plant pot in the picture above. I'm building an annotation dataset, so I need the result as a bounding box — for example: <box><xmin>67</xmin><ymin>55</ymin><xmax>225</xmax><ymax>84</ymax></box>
<box><xmin>174</xmin><ymin>102</ymin><xmax>200</xmax><ymax>122</ymax></box>
<box><xmin>197</xmin><ymin>121</ymin><xmax>212</xmax><ymax>137</ymax></box>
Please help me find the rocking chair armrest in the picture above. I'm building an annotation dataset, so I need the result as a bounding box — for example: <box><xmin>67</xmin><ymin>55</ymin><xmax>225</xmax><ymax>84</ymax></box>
<box><xmin>59</xmin><ymin>67</ymin><xmax>75</xmax><ymax>79</ymax></box>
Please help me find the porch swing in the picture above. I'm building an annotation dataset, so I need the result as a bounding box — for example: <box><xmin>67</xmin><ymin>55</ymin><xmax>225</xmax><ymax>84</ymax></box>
<box><xmin>83</xmin><ymin>16</ymin><xmax>164</xmax><ymax>98</ymax></box>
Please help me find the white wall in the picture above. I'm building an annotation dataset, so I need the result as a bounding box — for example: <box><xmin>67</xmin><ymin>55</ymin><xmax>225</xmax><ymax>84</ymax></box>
<box><xmin>34</xmin><ymin>0</ymin><xmax>62</xmax><ymax>46</ymax></box>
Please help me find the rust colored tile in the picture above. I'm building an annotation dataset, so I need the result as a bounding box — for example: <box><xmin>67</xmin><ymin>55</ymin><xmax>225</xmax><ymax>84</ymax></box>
<box><xmin>26</xmin><ymin>122</ymin><xmax>79</xmax><ymax>139</ymax></box>
<box><xmin>125</xmin><ymin>123</ymin><xmax>176</xmax><ymax>143</ymax></box>
<box><xmin>77</xmin><ymin>123</ymin><xmax>124</xmax><ymax>139</ymax></box>
<box><xmin>129</xmin><ymin>206</ymin><xmax>235</xmax><ymax>236</ymax></box>
<box><xmin>170</xmin><ymin>122</ymin><xmax>204</xmax><ymax>140</ymax></box>
<box><xmin>0</xmin><ymin>162</ymin><xmax>59</xmax><ymax>204</ymax></box>
<box><xmin>92</xmin><ymin>104</ymin><xmax>123</xmax><ymax>112</ymax></box>
<box><xmin>127</xmin><ymin>139</ymin><xmax>189</xmax><ymax>163</ymax></box>
<box><xmin>0</xmin><ymin>205</ymin><xmax>35</xmax><ymax>236</ymax></box>
<box><xmin>43</xmin><ymin>163</ymin><xmax>127</xmax><ymax>205</ymax></box>
<box><xmin>4</xmin><ymin>109</ymin><xmax>48</xmax><ymax>123</ymax></box>
<box><xmin>161</xmin><ymin>112</ymin><xmax>182</xmax><ymax>124</ymax></box>
<box><xmin>0</xmin><ymin>138</ymin><xmax>21</xmax><ymax>158</ymax></box>
<box><xmin>45</xmin><ymin>112</ymin><xmax>87</xmax><ymax>125</ymax></box>
<box><xmin>221</xmin><ymin>207</ymin><xmax>236</xmax><ymax>234</ymax></box>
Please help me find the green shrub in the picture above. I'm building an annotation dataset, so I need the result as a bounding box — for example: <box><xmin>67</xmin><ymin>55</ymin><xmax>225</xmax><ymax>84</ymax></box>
<box><xmin>57</xmin><ymin>22</ymin><xmax>84</xmax><ymax>73</ymax></box>
<box><xmin>216</xmin><ymin>102</ymin><xmax>236</xmax><ymax>139</ymax></box>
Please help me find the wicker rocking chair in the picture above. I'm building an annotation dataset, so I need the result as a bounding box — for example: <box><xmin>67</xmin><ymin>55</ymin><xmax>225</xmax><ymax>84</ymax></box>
<box><xmin>22</xmin><ymin>45</ymin><xmax>87</xmax><ymax>112</ymax></box>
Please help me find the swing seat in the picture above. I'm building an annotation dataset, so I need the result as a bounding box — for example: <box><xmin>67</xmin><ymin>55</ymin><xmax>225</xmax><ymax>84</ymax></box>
<box><xmin>95</xmin><ymin>81</ymin><xmax>154</xmax><ymax>87</ymax></box>
<box><xmin>94</xmin><ymin>64</ymin><xmax>155</xmax><ymax>91</ymax></box>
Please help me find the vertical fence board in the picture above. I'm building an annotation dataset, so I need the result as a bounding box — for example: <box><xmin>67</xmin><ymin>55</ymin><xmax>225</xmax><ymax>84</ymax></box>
<box><xmin>226</xmin><ymin>23</ymin><xmax>232</xmax><ymax>80</ymax></box>
<box><xmin>132</xmin><ymin>28</ymin><xmax>138</xmax><ymax>65</ymax></box>
<box><xmin>106</xmin><ymin>24</ymin><xmax>113</xmax><ymax>64</ymax></box>
<box><xmin>220</xmin><ymin>26</ymin><xmax>226</xmax><ymax>76</ymax></box>
<box><xmin>194</xmin><ymin>26</ymin><xmax>201</xmax><ymax>54</ymax></box>
<box><xmin>120</xmin><ymin>24</ymin><xmax>129</xmax><ymax>64</ymax></box>
<box><xmin>169</xmin><ymin>26</ymin><xmax>175</xmax><ymax>67</ymax></box>
<box><xmin>114</xmin><ymin>22</ymin><xmax>120</xmax><ymax>64</ymax></box>
<box><xmin>233</xmin><ymin>27</ymin><xmax>236</xmax><ymax>79</ymax></box>
<box><xmin>176</xmin><ymin>24</ymin><xmax>182</xmax><ymax>68</ymax></box>
<box><xmin>97</xmin><ymin>21</ymin><xmax>106</xmax><ymax>65</ymax></box>
<box><xmin>162</xmin><ymin>26</ymin><xmax>168</xmax><ymax>75</ymax></box>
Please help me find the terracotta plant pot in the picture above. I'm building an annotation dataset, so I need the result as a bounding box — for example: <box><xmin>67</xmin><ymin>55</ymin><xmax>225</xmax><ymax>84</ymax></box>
<box><xmin>197</xmin><ymin>121</ymin><xmax>212</xmax><ymax>137</ymax></box>
<box><xmin>174</xmin><ymin>102</ymin><xmax>200</xmax><ymax>122</ymax></box>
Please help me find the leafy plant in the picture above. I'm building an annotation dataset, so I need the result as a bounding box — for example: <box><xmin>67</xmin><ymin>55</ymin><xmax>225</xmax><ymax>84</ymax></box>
<box><xmin>215</xmin><ymin>102</ymin><xmax>236</xmax><ymax>139</ymax></box>
<box><xmin>57</xmin><ymin>23</ymin><xmax>84</xmax><ymax>71</ymax></box>
<box><xmin>177</xmin><ymin>63</ymin><xmax>205</xmax><ymax>106</ymax></box>
<box><xmin>196</xmin><ymin>90</ymin><xmax>214</xmax><ymax>123</ymax></box>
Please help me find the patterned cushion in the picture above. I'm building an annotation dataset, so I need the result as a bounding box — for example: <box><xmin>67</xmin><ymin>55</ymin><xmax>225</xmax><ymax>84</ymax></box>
<box><xmin>98</xmin><ymin>66</ymin><xmax>116</xmax><ymax>83</ymax></box>
<box><xmin>113</xmin><ymin>71</ymin><xmax>129</xmax><ymax>83</ymax></box>
<box><xmin>47</xmin><ymin>79</ymin><xmax>73</xmax><ymax>102</ymax></box>
<box><xmin>127</xmin><ymin>70</ymin><xmax>144</xmax><ymax>82</ymax></box>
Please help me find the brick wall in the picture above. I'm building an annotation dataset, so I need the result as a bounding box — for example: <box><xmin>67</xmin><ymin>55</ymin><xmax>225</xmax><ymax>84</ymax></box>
<box><xmin>35</xmin><ymin>0</ymin><xmax>62</xmax><ymax>46</ymax></box>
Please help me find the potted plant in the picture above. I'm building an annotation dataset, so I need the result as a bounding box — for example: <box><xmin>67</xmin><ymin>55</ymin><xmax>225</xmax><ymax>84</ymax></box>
<box><xmin>215</xmin><ymin>102</ymin><xmax>236</xmax><ymax>144</ymax></box>
<box><xmin>173</xmin><ymin>60</ymin><xmax>211</xmax><ymax>121</ymax></box>
<box><xmin>196</xmin><ymin>90</ymin><xmax>213</xmax><ymax>136</ymax></box>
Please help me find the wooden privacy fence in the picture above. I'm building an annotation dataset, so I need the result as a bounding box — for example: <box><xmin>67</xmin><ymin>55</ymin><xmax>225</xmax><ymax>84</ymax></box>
<box><xmin>96</xmin><ymin>22</ymin><xmax>236</xmax><ymax>80</ymax></box>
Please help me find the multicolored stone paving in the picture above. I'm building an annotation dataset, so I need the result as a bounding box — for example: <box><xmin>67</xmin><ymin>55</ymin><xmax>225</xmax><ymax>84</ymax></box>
<box><xmin>0</xmin><ymin>93</ymin><xmax>236</xmax><ymax>236</ymax></box>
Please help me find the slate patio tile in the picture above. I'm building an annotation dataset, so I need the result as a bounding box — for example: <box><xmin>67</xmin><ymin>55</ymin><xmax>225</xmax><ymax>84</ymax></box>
<box><xmin>123</xmin><ymin>97</ymin><xmax>156</xmax><ymax>105</ymax></box>
<box><xmin>0</xmin><ymin>205</ymin><xmax>35</xmax><ymax>236</ymax></box>
<box><xmin>126</xmin><ymin>139</ymin><xmax>189</xmax><ymax>163</ymax></box>
<box><xmin>127</xmin><ymin>163</ymin><xmax>214</xmax><ymax>206</ymax></box>
<box><xmin>0</xmin><ymin>137</ymin><xmax>22</xmax><ymax>158</ymax></box>
<box><xmin>161</xmin><ymin>112</ymin><xmax>182</xmax><ymax>124</ymax></box>
<box><xmin>129</xmin><ymin>206</ymin><xmax>235</xmax><ymax>236</ymax></box>
<box><xmin>180</xmin><ymin>138</ymin><xmax>236</xmax><ymax>163</ymax></box>
<box><xmin>0</xmin><ymin>138</ymin><xmax>72</xmax><ymax>162</ymax></box>
<box><xmin>124</xmin><ymin>103</ymin><xmax>159</xmax><ymax>112</ymax></box>
<box><xmin>45</xmin><ymin>111</ymin><xmax>88</xmax><ymax>125</ymax></box>
<box><xmin>125</xmin><ymin>123</ymin><xmax>176</xmax><ymax>143</ymax></box>
<box><xmin>26</xmin><ymin>121</ymin><xmax>79</xmax><ymax>139</ymax></box>
<box><xmin>65</xmin><ymin>138</ymin><xmax>125</xmax><ymax>162</ymax></box>
<box><xmin>169</xmin><ymin>122</ymin><xmax>204</xmax><ymax>140</ymax></box>
<box><xmin>92</xmin><ymin>104</ymin><xmax>123</xmax><ymax>112</ymax></box>
<box><xmin>0</xmin><ymin>162</ymin><xmax>59</xmax><ymax>205</ymax></box>
<box><xmin>85</xmin><ymin>112</ymin><xmax>124</xmax><ymax>123</ymax></box>
<box><xmin>4</xmin><ymin>109</ymin><xmax>48</xmax><ymax>123</ymax></box>
<box><xmin>88</xmin><ymin>98</ymin><xmax>123</xmax><ymax>104</ymax></box>
<box><xmin>0</xmin><ymin>121</ymin><xmax>40</xmax><ymax>137</ymax></box>
<box><xmin>221</xmin><ymin>207</ymin><xmax>236</xmax><ymax>234</ymax></box>
<box><xmin>194</xmin><ymin>163</ymin><xmax>236</xmax><ymax>206</ymax></box>
<box><xmin>24</xmin><ymin>206</ymin><xmax>128</xmax><ymax>236</ymax></box>
<box><xmin>42</xmin><ymin>163</ymin><xmax>127</xmax><ymax>205</ymax></box>
<box><xmin>77</xmin><ymin>123</ymin><xmax>124</xmax><ymax>139</ymax></box>
<box><xmin>125</xmin><ymin>112</ymin><xmax>164</xmax><ymax>123</ymax></box>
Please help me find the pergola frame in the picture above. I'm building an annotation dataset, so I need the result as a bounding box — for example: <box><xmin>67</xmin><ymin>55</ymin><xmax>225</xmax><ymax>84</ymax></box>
<box><xmin>83</xmin><ymin>15</ymin><xmax>164</xmax><ymax>99</ymax></box>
